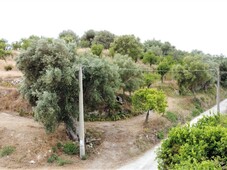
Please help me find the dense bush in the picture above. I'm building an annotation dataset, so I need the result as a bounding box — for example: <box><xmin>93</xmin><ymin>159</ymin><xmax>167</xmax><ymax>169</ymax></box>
<box><xmin>157</xmin><ymin>114</ymin><xmax>227</xmax><ymax>169</ymax></box>
<box><xmin>91</xmin><ymin>43</ymin><xmax>104</xmax><ymax>56</ymax></box>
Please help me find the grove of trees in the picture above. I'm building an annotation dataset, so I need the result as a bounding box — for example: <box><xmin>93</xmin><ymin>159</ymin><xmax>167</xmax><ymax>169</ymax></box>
<box><xmin>1</xmin><ymin>28</ymin><xmax>226</xmax><ymax>147</ymax></box>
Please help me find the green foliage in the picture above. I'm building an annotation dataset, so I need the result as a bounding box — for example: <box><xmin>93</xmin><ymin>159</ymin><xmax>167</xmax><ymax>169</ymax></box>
<box><xmin>57</xmin><ymin>157</ymin><xmax>72</xmax><ymax>166</ymax></box>
<box><xmin>143</xmin><ymin>51</ymin><xmax>158</xmax><ymax>66</ymax></box>
<box><xmin>47</xmin><ymin>154</ymin><xmax>58</xmax><ymax>163</ymax></box>
<box><xmin>173</xmin><ymin>160</ymin><xmax>222</xmax><ymax>170</ymax></box>
<box><xmin>110</xmin><ymin>35</ymin><xmax>143</xmax><ymax>62</ymax></box>
<box><xmin>132</xmin><ymin>88</ymin><xmax>167</xmax><ymax>114</ymax></box>
<box><xmin>4</xmin><ymin>64</ymin><xmax>13</xmax><ymax>71</ymax></box>
<box><xmin>91</xmin><ymin>43</ymin><xmax>104</xmax><ymax>56</ymax></box>
<box><xmin>47</xmin><ymin>154</ymin><xmax>72</xmax><ymax>166</ymax></box>
<box><xmin>113</xmin><ymin>54</ymin><xmax>143</xmax><ymax>94</ymax></box>
<box><xmin>157</xmin><ymin>61</ymin><xmax>171</xmax><ymax>82</ymax></box>
<box><xmin>63</xmin><ymin>142</ymin><xmax>79</xmax><ymax>155</ymax></box>
<box><xmin>143</xmin><ymin>40</ymin><xmax>177</xmax><ymax>57</ymax></box>
<box><xmin>0</xmin><ymin>38</ymin><xmax>12</xmax><ymax>59</ymax></box>
<box><xmin>59</xmin><ymin>30</ymin><xmax>79</xmax><ymax>45</ymax></box>
<box><xmin>93</xmin><ymin>30</ymin><xmax>115</xmax><ymax>49</ymax></box>
<box><xmin>173</xmin><ymin>56</ymin><xmax>213</xmax><ymax>95</ymax></box>
<box><xmin>17</xmin><ymin>38</ymin><xmax>78</xmax><ymax>132</ymax></box>
<box><xmin>17</xmin><ymin>38</ymin><xmax>120</xmax><ymax>133</ymax></box>
<box><xmin>220</xmin><ymin>61</ymin><xmax>227</xmax><ymax>87</ymax></box>
<box><xmin>0</xmin><ymin>146</ymin><xmax>15</xmax><ymax>157</ymax></box>
<box><xmin>143</xmin><ymin>73</ymin><xmax>160</xmax><ymax>88</ymax></box>
<box><xmin>80</xmin><ymin>29</ymin><xmax>96</xmax><ymax>48</ymax></box>
<box><xmin>20</xmin><ymin>35</ymin><xmax>40</xmax><ymax>50</ymax></box>
<box><xmin>157</xmin><ymin>131</ymin><xmax>164</xmax><ymax>139</ymax></box>
<box><xmin>157</xmin><ymin>114</ymin><xmax>227</xmax><ymax>169</ymax></box>
<box><xmin>165</xmin><ymin>111</ymin><xmax>178</xmax><ymax>123</ymax></box>
<box><xmin>77</xmin><ymin>54</ymin><xmax>120</xmax><ymax>111</ymax></box>
<box><xmin>11</xmin><ymin>41</ymin><xmax>21</xmax><ymax>50</ymax></box>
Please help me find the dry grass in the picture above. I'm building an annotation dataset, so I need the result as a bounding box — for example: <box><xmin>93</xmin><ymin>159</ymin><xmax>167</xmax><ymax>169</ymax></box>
<box><xmin>0</xmin><ymin>89</ymin><xmax>32</xmax><ymax>115</ymax></box>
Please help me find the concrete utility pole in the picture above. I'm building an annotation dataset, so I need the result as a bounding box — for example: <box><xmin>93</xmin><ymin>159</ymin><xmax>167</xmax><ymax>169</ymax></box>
<box><xmin>216</xmin><ymin>68</ymin><xmax>220</xmax><ymax>113</ymax></box>
<box><xmin>79</xmin><ymin>65</ymin><xmax>85</xmax><ymax>158</ymax></box>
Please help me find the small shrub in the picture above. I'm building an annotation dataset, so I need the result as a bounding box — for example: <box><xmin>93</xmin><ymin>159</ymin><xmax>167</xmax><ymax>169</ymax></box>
<box><xmin>91</xmin><ymin>44</ymin><xmax>104</xmax><ymax>56</ymax></box>
<box><xmin>52</xmin><ymin>146</ymin><xmax>57</xmax><ymax>153</ymax></box>
<box><xmin>57</xmin><ymin>157</ymin><xmax>72</xmax><ymax>166</ymax></box>
<box><xmin>157</xmin><ymin>131</ymin><xmax>164</xmax><ymax>139</ymax></box>
<box><xmin>191</xmin><ymin>109</ymin><xmax>201</xmax><ymax>117</ymax></box>
<box><xmin>0</xmin><ymin>146</ymin><xmax>15</xmax><ymax>157</ymax></box>
<box><xmin>165</xmin><ymin>111</ymin><xmax>178</xmax><ymax>123</ymax></box>
<box><xmin>56</xmin><ymin>142</ymin><xmax>63</xmax><ymax>149</ymax></box>
<box><xmin>63</xmin><ymin>142</ymin><xmax>79</xmax><ymax>155</ymax></box>
<box><xmin>47</xmin><ymin>154</ymin><xmax>58</xmax><ymax>163</ymax></box>
<box><xmin>4</xmin><ymin>65</ymin><xmax>13</xmax><ymax>71</ymax></box>
<box><xmin>81</xmin><ymin>154</ymin><xmax>88</xmax><ymax>160</ymax></box>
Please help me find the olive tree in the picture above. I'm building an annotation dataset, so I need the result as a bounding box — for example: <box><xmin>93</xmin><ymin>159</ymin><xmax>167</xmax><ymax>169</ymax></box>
<box><xmin>110</xmin><ymin>35</ymin><xmax>143</xmax><ymax>62</ymax></box>
<box><xmin>132</xmin><ymin>88</ymin><xmax>167</xmax><ymax>123</ymax></box>
<box><xmin>113</xmin><ymin>54</ymin><xmax>143</xmax><ymax>94</ymax></box>
<box><xmin>173</xmin><ymin>56</ymin><xmax>213</xmax><ymax>94</ymax></box>
<box><xmin>17</xmin><ymin>38</ymin><xmax>120</xmax><ymax>139</ymax></box>
<box><xmin>93</xmin><ymin>30</ymin><xmax>115</xmax><ymax>49</ymax></box>
<box><xmin>80</xmin><ymin>29</ymin><xmax>96</xmax><ymax>48</ymax></box>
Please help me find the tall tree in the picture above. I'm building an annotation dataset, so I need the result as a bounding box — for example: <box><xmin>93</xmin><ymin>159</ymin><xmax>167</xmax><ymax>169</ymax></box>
<box><xmin>113</xmin><ymin>54</ymin><xmax>143</xmax><ymax>94</ymax></box>
<box><xmin>93</xmin><ymin>30</ymin><xmax>115</xmax><ymax>49</ymax></box>
<box><xmin>17</xmin><ymin>38</ymin><xmax>120</xmax><ymax>139</ymax></box>
<box><xmin>110</xmin><ymin>35</ymin><xmax>143</xmax><ymax>62</ymax></box>
<box><xmin>173</xmin><ymin>56</ymin><xmax>213</xmax><ymax>94</ymax></box>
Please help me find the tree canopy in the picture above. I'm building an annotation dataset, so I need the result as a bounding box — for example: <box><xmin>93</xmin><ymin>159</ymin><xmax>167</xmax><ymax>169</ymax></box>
<box><xmin>110</xmin><ymin>35</ymin><xmax>143</xmax><ymax>62</ymax></box>
<box><xmin>59</xmin><ymin>30</ymin><xmax>79</xmax><ymax>45</ymax></box>
<box><xmin>16</xmin><ymin>38</ymin><xmax>120</xmax><ymax>135</ymax></box>
<box><xmin>113</xmin><ymin>54</ymin><xmax>143</xmax><ymax>94</ymax></box>
<box><xmin>132</xmin><ymin>88</ymin><xmax>167</xmax><ymax>122</ymax></box>
<box><xmin>157</xmin><ymin>114</ymin><xmax>227</xmax><ymax>169</ymax></box>
<box><xmin>93</xmin><ymin>30</ymin><xmax>115</xmax><ymax>49</ymax></box>
<box><xmin>173</xmin><ymin>56</ymin><xmax>213</xmax><ymax>94</ymax></box>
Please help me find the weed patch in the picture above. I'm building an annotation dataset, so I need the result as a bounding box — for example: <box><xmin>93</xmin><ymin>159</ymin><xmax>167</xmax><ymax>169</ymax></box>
<box><xmin>0</xmin><ymin>146</ymin><xmax>15</xmax><ymax>157</ymax></box>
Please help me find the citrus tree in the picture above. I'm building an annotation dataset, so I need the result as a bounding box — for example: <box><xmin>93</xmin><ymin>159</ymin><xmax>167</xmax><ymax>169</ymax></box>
<box><xmin>157</xmin><ymin>114</ymin><xmax>227</xmax><ymax>169</ymax></box>
<box><xmin>132</xmin><ymin>88</ymin><xmax>167</xmax><ymax>123</ymax></box>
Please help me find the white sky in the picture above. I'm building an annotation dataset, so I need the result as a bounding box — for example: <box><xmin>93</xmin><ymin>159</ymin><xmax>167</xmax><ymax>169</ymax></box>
<box><xmin>1</xmin><ymin>0</ymin><xmax>227</xmax><ymax>56</ymax></box>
